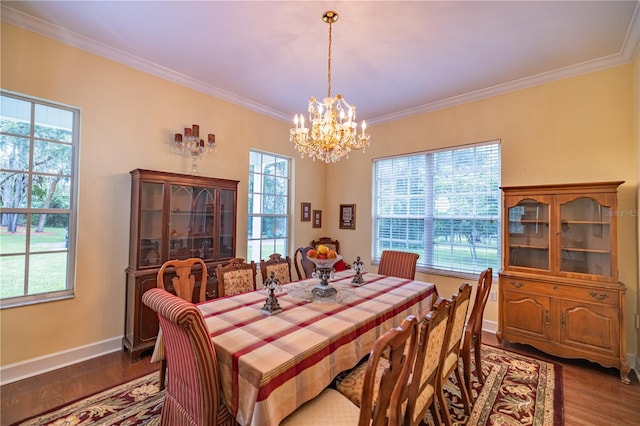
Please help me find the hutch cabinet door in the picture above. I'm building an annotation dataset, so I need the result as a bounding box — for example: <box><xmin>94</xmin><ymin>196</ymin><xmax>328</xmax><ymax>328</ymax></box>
<box><xmin>501</xmin><ymin>290</ymin><xmax>550</xmax><ymax>341</ymax></box>
<box><xmin>556</xmin><ymin>193</ymin><xmax>618</xmax><ymax>282</ymax></box>
<box><xmin>557</xmin><ymin>299</ymin><xmax>620</xmax><ymax>358</ymax></box>
<box><xmin>503</xmin><ymin>195</ymin><xmax>553</xmax><ymax>275</ymax></box>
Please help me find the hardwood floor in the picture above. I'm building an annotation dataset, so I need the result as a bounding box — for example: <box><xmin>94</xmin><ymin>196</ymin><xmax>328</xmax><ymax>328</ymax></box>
<box><xmin>1</xmin><ymin>333</ymin><xmax>638</xmax><ymax>425</ymax></box>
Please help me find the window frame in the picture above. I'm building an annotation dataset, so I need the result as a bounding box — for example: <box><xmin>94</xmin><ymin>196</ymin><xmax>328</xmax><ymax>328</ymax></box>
<box><xmin>0</xmin><ymin>90</ymin><xmax>80</xmax><ymax>308</ymax></box>
<box><xmin>247</xmin><ymin>150</ymin><xmax>291</xmax><ymax>265</ymax></box>
<box><xmin>372</xmin><ymin>141</ymin><xmax>501</xmax><ymax>277</ymax></box>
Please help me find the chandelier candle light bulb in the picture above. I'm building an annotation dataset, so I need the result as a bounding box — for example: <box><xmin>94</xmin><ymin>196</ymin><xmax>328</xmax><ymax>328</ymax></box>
<box><xmin>290</xmin><ymin>10</ymin><xmax>371</xmax><ymax>163</ymax></box>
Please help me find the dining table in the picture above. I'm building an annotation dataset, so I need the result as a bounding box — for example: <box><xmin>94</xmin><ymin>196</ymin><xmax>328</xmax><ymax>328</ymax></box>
<box><xmin>195</xmin><ymin>269</ymin><xmax>437</xmax><ymax>426</ymax></box>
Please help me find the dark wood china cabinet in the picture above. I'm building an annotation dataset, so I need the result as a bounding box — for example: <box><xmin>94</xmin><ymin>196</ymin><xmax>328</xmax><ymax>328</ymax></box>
<box><xmin>123</xmin><ymin>169</ymin><xmax>238</xmax><ymax>360</ymax></box>
<box><xmin>498</xmin><ymin>181</ymin><xmax>630</xmax><ymax>383</ymax></box>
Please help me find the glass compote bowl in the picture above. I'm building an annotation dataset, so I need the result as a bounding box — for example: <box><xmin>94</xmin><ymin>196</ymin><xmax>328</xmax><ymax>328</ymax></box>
<box><xmin>307</xmin><ymin>255</ymin><xmax>343</xmax><ymax>297</ymax></box>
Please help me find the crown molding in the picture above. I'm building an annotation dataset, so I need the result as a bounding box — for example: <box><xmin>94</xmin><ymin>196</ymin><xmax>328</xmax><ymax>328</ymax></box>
<box><xmin>3</xmin><ymin>3</ymin><xmax>639</xmax><ymax>127</ymax></box>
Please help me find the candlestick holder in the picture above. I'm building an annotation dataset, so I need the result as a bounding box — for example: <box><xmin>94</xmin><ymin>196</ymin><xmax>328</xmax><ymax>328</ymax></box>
<box><xmin>351</xmin><ymin>256</ymin><xmax>365</xmax><ymax>285</ymax></box>
<box><xmin>172</xmin><ymin>124</ymin><xmax>217</xmax><ymax>175</ymax></box>
<box><xmin>261</xmin><ymin>271</ymin><xmax>283</xmax><ymax>315</ymax></box>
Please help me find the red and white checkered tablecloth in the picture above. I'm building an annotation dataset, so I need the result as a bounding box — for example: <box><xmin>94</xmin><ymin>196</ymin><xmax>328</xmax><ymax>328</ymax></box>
<box><xmin>197</xmin><ymin>269</ymin><xmax>436</xmax><ymax>426</ymax></box>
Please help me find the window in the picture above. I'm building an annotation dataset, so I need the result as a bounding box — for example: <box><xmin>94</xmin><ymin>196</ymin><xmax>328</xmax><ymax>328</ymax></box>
<box><xmin>373</xmin><ymin>141</ymin><xmax>500</xmax><ymax>275</ymax></box>
<box><xmin>0</xmin><ymin>91</ymin><xmax>79</xmax><ymax>308</ymax></box>
<box><xmin>247</xmin><ymin>150</ymin><xmax>290</xmax><ymax>264</ymax></box>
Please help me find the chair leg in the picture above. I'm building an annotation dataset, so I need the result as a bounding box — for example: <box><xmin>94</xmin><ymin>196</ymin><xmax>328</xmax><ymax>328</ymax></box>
<box><xmin>159</xmin><ymin>359</ymin><xmax>167</xmax><ymax>391</ymax></box>
<box><xmin>436</xmin><ymin>381</ymin><xmax>453</xmax><ymax>426</ymax></box>
<box><xmin>461</xmin><ymin>345</ymin><xmax>473</xmax><ymax>402</ymax></box>
<box><xmin>474</xmin><ymin>336</ymin><xmax>484</xmax><ymax>385</ymax></box>
<box><xmin>454</xmin><ymin>367</ymin><xmax>472</xmax><ymax>416</ymax></box>
<box><xmin>429</xmin><ymin>402</ymin><xmax>442</xmax><ymax>426</ymax></box>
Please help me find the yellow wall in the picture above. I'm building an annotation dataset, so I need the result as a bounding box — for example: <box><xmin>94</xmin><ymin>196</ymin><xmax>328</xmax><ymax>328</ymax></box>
<box><xmin>326</xmin><ymin>65</ymin><xmax>639</xmax><ymax>354</ymax></box>
<box><xmin>0</xmin><ymin>23</ymin><xmax>325</xmax><ymax>365</ymax></box>
<box><xmin>633</xmin><ymin>50</ymin><xmax>640</xmax><ymax>360</ymax></box>
<box><xmin>1</xmin><ymin>22</ymin><xmax>638</xmax><ymax>367</ymax></box>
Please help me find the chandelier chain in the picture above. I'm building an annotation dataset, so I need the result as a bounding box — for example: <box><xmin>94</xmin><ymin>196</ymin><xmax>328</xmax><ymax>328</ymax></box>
<box><xmin>327</xmin><ymin>20</ymin><xmax>332</xmax><ymax>98</ymax></box>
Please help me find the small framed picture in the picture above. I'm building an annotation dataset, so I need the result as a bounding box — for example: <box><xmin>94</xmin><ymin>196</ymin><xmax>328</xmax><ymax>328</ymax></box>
<box><xmin>301</xmin><ymin>202</ymin><xmax>311</xmax><ymax>222</ymax></box>
<box><xmin>340</xmin><ymin>204</ymin><xmax>356</xmax><ymax>230</ymax></box>
<box><xmin>313</xmin><ymin>210</ymin><xmax>322</xmax><ymax>228</ymax></box>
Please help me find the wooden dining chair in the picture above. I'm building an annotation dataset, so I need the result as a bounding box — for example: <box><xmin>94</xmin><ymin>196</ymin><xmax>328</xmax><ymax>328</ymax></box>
<box><xmin>216</xmin><ymin>258</ymin><xmax>257</xmax><ymax>297</ymax></box>
<box><xmin>260</xmin><ymin>253</ymin><xmax>292</xmax><ymax>284</ymax></box>
<box><xmin>310</xmin><ymin>236</ymin><xmax>341</xmax><ymax>254</ymax></box>
<box><xmin>281</xmin><ymin>315</ymin><xmax>419</xmax><ymax>426</ymax></box>
<box><xmin>461</xmin><ymin>268</ymin><xmax>493</xmax><ymax>400</ymax></box>
<box><xmin>437</xmin><ymin>283</ymin><xmax>473</xmax><ymax>426</ymax></box>
<box><xmin>293</xmin><ymin>246</ymin><xmax>315</xmax><ymax>280</ymax></box>
<box><xmin>404</xmin><ymin>298</ymin><xmax>452</xmax><ymax>426</ymax></box>
<box><xmin>142</xmin><ymin>288</ymin><xmax>236</xmax><ymax>426</ymax></box>
<box><xmin>154</xmin><ymin>257</ymin><xmax>208</xmax><ymax>390</ymax></box>
<box><xmin>377</xmin><ymin>250</ymin><xmax>420</xmax><ymax>280</ymax></box>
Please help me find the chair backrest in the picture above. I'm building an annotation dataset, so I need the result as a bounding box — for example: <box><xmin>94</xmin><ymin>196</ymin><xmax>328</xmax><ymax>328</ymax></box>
<box><xmin>142</xmin><ymin>288</ymin><xmax>220</xmax><ymax>425</ymax></box>
<box><xmin>157</xmin><ymin>258</ymin><xmax>208</xmax><ymax>302</ymax></box>
<box><xmin>405</xmin><ymin>298</ymin><xmax>452</xmax><ymax>426</ymax></box>
<box><xmin>294</xmin><ymin>246</ymin><xmax>315</xmax><ymax>280</ymax></box>
<box><xmin>216</xmin><ymin>258</ymin><xmax>257</xmax><ymax>297</ymax></box>
<box><xmin>442</xmin><ymin>283</ymin><xmax>472</xmax><ymax>373</ymax></box>
<box><xmin>377</xmin><ymin>250</ymin><xmax>420</xmax><ymax>280</ymax></box>
<box><xmin>361</xmin><ymin>315</ymin><xmax>419</xmax><ymax>426</ymax></box>
<box><xmin>260</xmin><ymin>253</ymin><xmax>292</xmax><ymax>284</ymax></box>
<box><xmin>466</xmin><ymin>268</ymin><xmax>493</xmax><ymax>338</ymax></box>
<box><xmin>311</xmin><ymin>237</ymin><xmax>340</xmax><ymax>254</ymax></box>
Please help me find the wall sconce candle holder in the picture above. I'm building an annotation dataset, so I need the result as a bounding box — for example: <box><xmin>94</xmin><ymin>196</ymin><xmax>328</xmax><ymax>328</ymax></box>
<box><xmin>172</xmin><ymin>124</ymin><xmax>217</xmax><ymax>175</ymax></box>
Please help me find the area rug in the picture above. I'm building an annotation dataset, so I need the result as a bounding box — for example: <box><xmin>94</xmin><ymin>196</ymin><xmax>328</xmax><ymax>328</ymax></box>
<box><xmin>14</xmin><ymin>344</ymin><xmax>562</xmax><ymax>426</ymax></box>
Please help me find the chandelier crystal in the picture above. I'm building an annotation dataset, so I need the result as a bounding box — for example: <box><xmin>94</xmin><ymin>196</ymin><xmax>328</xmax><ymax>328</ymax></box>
<box><xmin>290</xmin><ymin>11</ymin><xmax>371</xmax><ymax>163</ymax></box>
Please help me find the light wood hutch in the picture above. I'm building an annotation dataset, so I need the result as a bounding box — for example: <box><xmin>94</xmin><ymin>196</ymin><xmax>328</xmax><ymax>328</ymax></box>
<box><xmin>497</xmin><ymin>181</ymin><xmax>630</xmax><ymax>383</ymax></box>
<box><xmin>123</xmin><ymin>169</ymin><xmax>238</xmax><ymax>360</ymax></box>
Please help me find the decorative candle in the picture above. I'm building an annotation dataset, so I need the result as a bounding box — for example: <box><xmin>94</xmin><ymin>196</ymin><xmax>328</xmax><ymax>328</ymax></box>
<box><xmin>192</xmin><ymin>124</ymin><xmax>199</xmax><ymax>138</ymax></box>
<box><xmin>199</xmin><ymin>139</ymin><xmax>204</xmax><ymax>147</ymax></box>
<box><xmin>208</xmin><ymin>134</ymin><xmax>216</xmax><ymax>144</ymax></box>
<box><xmin>174</xmin><ymin>133</ymin><xmax>182</xmax><ymax>142</ymax></box>
<box><xmin>184</xmin><ymin>127</ymin><xmax>192</xmax><ymax>137</ymax></box>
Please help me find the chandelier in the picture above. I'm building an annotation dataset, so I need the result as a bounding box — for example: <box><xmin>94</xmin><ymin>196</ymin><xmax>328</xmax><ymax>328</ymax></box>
<box><xmin>172</xmin><ymin>124</ymin><xmax>216</xmax><ymax>175</ymax></box>
<box><xmin>290</xmin><ymin>10</ymin><xmax>371</xmax><ymax>163</ymax></box>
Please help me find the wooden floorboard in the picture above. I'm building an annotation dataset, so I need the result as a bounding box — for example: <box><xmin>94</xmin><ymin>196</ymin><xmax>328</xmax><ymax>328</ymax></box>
<box><xmin>1</xmin><ymin>333</ymin><xmax>638</xmax><ymax>425</ymax></box>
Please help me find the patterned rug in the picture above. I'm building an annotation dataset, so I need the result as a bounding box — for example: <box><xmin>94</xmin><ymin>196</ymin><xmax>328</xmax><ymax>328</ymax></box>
<box><xmin>14</xmin><ymin>344</ymin><xmax>562</xmax><ymax>426</ymax></box>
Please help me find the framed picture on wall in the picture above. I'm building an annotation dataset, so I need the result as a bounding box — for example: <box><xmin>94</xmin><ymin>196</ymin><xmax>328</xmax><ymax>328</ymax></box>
<box><xmin>339</xmin><ymin>204</ymin><xmax>356</xmax><ymax>230</ymax></box>
<box><xmin>313</xmin><ymin>210</ymin><xmax>322</xmax><ymax>228</ymax></box>
<box><xmin>301</xmin><ymin>202</ymin><xmax>311</xmax><ymax>222</ymax></box>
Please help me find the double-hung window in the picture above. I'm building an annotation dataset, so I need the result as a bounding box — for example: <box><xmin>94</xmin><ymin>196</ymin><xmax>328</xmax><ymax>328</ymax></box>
<box><xmin>373</xmin><ymin>141</ymin><xmax>501</xmax><ymax>275</ymax></box>
<box><xmin>0</xmin><ymin>91</ymin><xmax>79</xmax><ymax>308</ymax></box>
<box><xmin>247</xmin><ymin>150</ymin><xmax>290</xmax><ymax>263</ymax></box>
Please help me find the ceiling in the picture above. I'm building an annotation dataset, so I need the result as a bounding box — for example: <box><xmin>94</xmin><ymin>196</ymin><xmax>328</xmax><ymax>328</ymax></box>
<box><xmin>2</xmin><ymin>1</ymin><xmax>639</xmax><ymax>125</ymax></box>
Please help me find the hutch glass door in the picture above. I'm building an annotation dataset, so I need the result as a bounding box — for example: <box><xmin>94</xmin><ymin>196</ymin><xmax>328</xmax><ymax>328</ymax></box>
<box><xmin>169</xmin><ymin>185</ymin><xmax>215</xmax><ymax>260</ymax></box>
<box><xmin>507</xmin><ymin>198</ymin><xmax>550</xmax><ymax>271</ymax></box>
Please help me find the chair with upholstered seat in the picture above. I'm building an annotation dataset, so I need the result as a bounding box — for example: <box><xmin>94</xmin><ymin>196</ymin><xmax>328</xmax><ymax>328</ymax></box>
<box><xmin>142</xmin><ymin>288</ymin><xmax>236</xmax><ymax>426</ymax></box>
<box><xmin>281</xmin><ymin>315</ymin><xmax>419</xmax><ymax>426</ymax></box>
<box><xmin>216</xmin><ymin>258</ymin><xmax>257</xmax><ymax>297</ymax></box>
<box><xmin>293</xmin><ymin>246</ymin><xmax>315</xmax><ymax>280</ymax></box>
<box><xmin>260</xmin><ymin>253</ymin><xmax>292</xmax><ymax>285</ymax></box>
<box><xmin>461</xmin><ymin>268</ymin><xmax>493</xmax><ymax>400</ymax></box>
<box><xmin>437</xmin><ymin>283</ymin><xmax>473</xmax><ymax>425</ymax></box>
<box><xmin>310</xmin><ymin>236</ymin><xmax>341</xmax><ymax>254</ymax></box>
<box><xmin>377</xmin><ymin>250</ymin><xmax>420</xmax><ymax>280</ymax></box>
<box><xmin>404</xmin><ymin>298</ymin><xmax>452</xmax><ymax>426</ymax></box>
<box><xmin>154</xmin><ymin>258</ymin><xmax>208</xmax><ymax>390</ymax></box>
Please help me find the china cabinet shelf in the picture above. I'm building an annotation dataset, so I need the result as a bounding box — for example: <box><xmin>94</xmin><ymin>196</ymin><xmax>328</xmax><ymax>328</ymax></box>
<box><xmin>498</xmin><ymin>181</ymin><xmax>629</xmax><ymax>383</ymax></box>
<box><xmin>123</xmin><ymin>169</ymin><xmax>239</xmax><ymax>360</ymax></box>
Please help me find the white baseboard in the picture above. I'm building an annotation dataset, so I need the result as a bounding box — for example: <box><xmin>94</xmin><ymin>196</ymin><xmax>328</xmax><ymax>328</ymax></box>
<box><xmin>0</xmin><ymin>337</ymin><xmax>122</xmax><ymax>386</ymax></box>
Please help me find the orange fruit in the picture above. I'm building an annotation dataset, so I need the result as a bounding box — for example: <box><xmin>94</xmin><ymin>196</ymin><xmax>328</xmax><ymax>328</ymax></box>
<box><xmin>307</xmin><ymin>249</ymin><xmax>318</xmax><ymax>258</ymax></box>
<box><xmin>327</xmin><ymin>250</ymin><xmax>337</xmax><ymax>259</ymax></box>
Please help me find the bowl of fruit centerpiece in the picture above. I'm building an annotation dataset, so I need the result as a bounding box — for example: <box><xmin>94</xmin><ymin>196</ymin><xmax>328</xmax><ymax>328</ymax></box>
<box><xmin>307</xmin><ymin>245</ymin><xmax>342</xmax><ymax>297</ymax></box>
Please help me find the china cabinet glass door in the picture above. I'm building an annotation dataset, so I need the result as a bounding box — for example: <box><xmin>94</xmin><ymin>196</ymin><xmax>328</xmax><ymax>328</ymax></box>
<box><xmin>139</xmin><ymin>182</ymin><xmax>163</xmax><ymax>267</ymax></box>
<box><xmin>169</xmin><ymin>185</ymin><xmax>215</xmax><ymax>260</ymax></box>
<box><xmin>219</xmin><ymin>189</ymin><xmax>235</xmax><ymax>259</ymax></box>
<box><xmin>559</xmin><ymin>196</ymin><xmax>612</xmax><ymax>277</ymax></box>
<box><xmin>506</xmin><ymin>198</ymin><xmax>551</xmax><ymax>271</ymax></box>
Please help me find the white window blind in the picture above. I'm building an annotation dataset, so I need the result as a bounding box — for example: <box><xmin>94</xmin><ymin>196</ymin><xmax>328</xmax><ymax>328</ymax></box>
<box><xmin>373</xmin><ymin>141</ymin><xmax>501</xmax><ymax>275</ymax></box>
